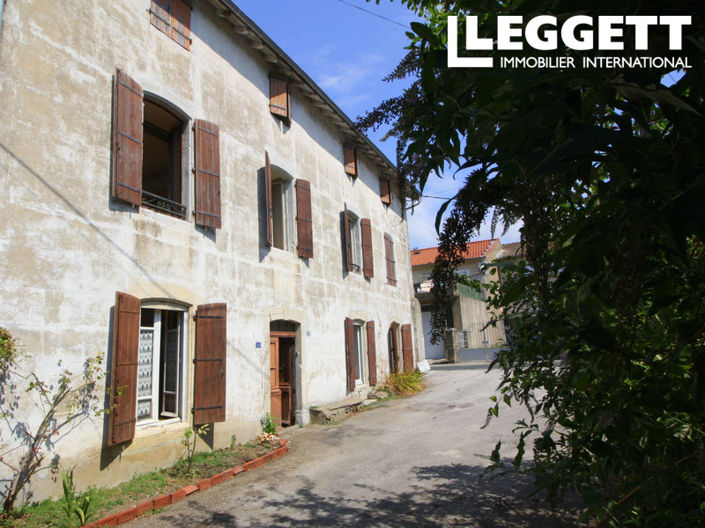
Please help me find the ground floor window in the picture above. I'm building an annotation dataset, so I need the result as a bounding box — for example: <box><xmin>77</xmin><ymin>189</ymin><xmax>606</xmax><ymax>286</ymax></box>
<box><xmin>138</xmin><ymin>308</ymin><xmax>185</xmax><ymax>422</ymax></box>
<box><xmin>353</xmin><ymin>321</ymin><xmax>366</xmax><ymax>384</ymax></box>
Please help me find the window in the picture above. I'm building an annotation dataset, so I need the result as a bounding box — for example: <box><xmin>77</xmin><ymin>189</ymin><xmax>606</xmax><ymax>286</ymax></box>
<box><xmin>108</xmin><ymin>292</ymin><xmax>227</xmax><ymax>446</ymax></box>
<box><xmin>343</xmin><ymin>144</ymin><xmax>357</xmax><ymax>177</ymax></box>
<box><xmin>348</xmin><ymin>212</ymin><xmax>362</xmax><ymax>271</ymax></box>
<box><xmin>137</xmin><ymin>308</ymin><xmax>186</xmax><ymax>423</ymax></box>
<box><xmin>142</xmin><ymin>99</ymin><xmax>186</xmax><ymax>217</ymax></box>
<box><xmin>342</xmin><ymin>207</ymin><xmax>372</xmax><ymax>276</ymax></box>
<box><xmin>269</xmin><ymin>74</ymin><xmax>290</xmax><ymax>120</ymax></box>
<box><xmin>380</xmin><ymin>179</ymin><xmax>391</xmax><ymax>205</ymax></box>
<box><xmin>352</xmin><ymin>322</ymin><xmax>366</xmax><ymax>384</ymax></box>
<box><xmin>384</xmin><ymin>234</ymin><xmax>397</xmax><ymax>286</ymax></box>
<box><xmin>344</xmin><ymin>318</ymin><xmax>377</xmax><ymax>391</ymax></box>
<box><xmin>271</xmin><ymin>173</ymin><xmax>294</xmax><ymax>251</ymax></box>
<box><xmin>264</xmin><ymin>152</ymin><xmax>314</xmax><ymax>257</ymax></box>
<box><xmin>150</xmin><ymin>0</ymin><xmax>192</xmax><ymax>50</ymax></box>
<box><xmin>112</xmin><ymin>70</ymin><xmax>221</xmax><ymax>228</ymax></box>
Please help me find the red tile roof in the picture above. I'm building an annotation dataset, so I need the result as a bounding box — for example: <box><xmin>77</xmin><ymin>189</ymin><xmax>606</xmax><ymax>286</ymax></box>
<box><xmin>410</xmin><ymin>239</ymin><xmax>499</xmax><ymax>267</ymax></box>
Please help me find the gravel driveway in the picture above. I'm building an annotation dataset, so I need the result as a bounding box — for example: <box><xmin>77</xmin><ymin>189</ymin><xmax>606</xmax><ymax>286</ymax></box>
<box><xmin>131</xmin><ymin>363</ymin><xmax>581</xmax><ymax>527</ymax></box>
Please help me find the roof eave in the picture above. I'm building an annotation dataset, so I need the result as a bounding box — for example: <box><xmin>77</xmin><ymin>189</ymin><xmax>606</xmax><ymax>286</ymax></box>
<box><xmin>206</xmin><ymin>0</ymin><xmax>398</xmax><ymax>180</ymax></box>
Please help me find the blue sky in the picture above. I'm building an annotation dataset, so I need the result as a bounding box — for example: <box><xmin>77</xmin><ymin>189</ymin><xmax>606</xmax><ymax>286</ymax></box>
<box><xmin>234</xmin><ymin>0</ymin><xmax>521</xmax><ymax>249</ymax></box>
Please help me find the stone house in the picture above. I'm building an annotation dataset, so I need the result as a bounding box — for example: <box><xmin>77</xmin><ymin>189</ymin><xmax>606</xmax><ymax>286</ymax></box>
<box><xmin>411</xmin><ymin>239</ymin><xmax>505</xmax><ymax>361</ymax></box>
<box><xmin>0</xmin><ymin>0</ymin><xmax>422</xmax><ymax>501</ymax></box>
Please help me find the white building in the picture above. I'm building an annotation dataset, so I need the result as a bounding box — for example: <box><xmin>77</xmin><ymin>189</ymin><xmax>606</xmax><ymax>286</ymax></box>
<box><xmin>0</xmin><ymin>0</ymin><xmax>422</xmax><ymax>501</ymax></box>
<box><xmin>411</xmin><ymin>240</ymin><xmax>503</xmax><ymax>360</ymax></box>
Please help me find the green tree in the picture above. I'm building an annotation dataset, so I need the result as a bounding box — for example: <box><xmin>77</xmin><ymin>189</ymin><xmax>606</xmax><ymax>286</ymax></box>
<box><xmin>360</xmin><ymin>1</ymin><xmax>705</xmax><ymax>525</ymax></box>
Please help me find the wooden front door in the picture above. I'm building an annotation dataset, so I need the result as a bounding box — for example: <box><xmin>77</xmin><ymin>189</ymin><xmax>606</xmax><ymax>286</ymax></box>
<box><xmin>270</xmin><ymin>335</ymin><xmax>295</xmax><ymax>427</ymax></box>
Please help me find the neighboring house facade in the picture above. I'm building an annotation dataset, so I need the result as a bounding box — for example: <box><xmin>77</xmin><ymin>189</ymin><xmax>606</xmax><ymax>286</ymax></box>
<box><xmin>411</xmin><ymin>239</ymin><xmax>504</xmax><ymax>360</ymax></box>
<box><xmin>491</xmin><ymin>241</ymin><xmax>526</xmax><ymax>342</ymax></box>
<box><xmin>0</xmin><ymin>0</ymin><xmax>422</xmax><ymax>501</ymax></box>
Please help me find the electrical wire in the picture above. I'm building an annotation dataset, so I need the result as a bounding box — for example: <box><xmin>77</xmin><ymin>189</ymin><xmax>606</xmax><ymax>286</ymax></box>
<box><xmin>334</xmin><ymin>0</ymin><xmax>409</xmax><ymax>29</ymax></box>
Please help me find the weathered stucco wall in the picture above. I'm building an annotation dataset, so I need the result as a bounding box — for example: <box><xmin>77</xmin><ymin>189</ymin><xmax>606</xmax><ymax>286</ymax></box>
<box><xmin>0</xmin><ymin>0</ymin><xmax>419</xmax><ymax>502</ymax></box>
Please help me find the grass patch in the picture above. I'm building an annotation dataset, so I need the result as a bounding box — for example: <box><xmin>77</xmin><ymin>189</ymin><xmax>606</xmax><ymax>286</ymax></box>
<box><xmin>4</xmin><ymin>441</ymin><xmax>277</xmax><ymax>527</ymax></box>
<box><xmin>383</xmin><ymin>370</ymin><xmax>426</xmax><ymax>396</ymax></box>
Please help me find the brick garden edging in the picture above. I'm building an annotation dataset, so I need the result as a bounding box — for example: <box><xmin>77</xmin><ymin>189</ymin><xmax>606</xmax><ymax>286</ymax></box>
<box><xmin>83</xmin><ymin>439</ymin><xmax>289</xmax><ymax>527</ymax></box>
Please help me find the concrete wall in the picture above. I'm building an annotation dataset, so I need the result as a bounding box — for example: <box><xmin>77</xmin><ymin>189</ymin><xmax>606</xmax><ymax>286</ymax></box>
<box><xmin>0</xmin><ymin>0</ymin><xmax>418</xmax><ymax>502</ymax></box>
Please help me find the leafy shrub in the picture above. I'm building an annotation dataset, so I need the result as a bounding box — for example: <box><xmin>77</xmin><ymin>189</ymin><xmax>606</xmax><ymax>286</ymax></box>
<box><xmin>260</xmin><ymin>413</ymin><xmax>277</xmax><ymax>435</ymax></box>
<box><xmin>0</xmin><ymin>328</ymin><xmax>105</xmax><ymax>516</ymax></box>
<box><xmin>383</xmin><ymin>371</ymin><xmax>425</xmax><ymax>396</ymax></box>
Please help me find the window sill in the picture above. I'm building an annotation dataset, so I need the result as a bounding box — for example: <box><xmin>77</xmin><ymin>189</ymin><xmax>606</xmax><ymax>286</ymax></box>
<box><xmin>270</xmin><ymin>245</ymin><xmax>296</xmax><ymax>256</ymax></box>
<box><xmin>137</xmin><ymin>417</ymin><xmax>183</xmax><ymax>432</ymax></box>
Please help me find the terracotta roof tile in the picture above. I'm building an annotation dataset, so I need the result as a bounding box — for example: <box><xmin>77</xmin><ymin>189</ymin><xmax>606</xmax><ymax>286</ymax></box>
<box><xmin>410</xmin><ymin>239</ymin><xmax>499</xmax><ymax>267</ymax></box>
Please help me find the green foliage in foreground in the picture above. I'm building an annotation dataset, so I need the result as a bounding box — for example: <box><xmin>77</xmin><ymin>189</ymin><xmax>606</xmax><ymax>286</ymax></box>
<box><xmin>361</xmin><ymin>0</ymin><xmax>705</xmax><ymax>525</ymax></box>
<box><xmin>5</xmin><ymin>443</ymin><xmax>269</xmax><ymax>527</ymax></box>
<box><xmin>60</xmin><ymin>467</ymin><xmax>95</xmax><ymax>527</ymax></box>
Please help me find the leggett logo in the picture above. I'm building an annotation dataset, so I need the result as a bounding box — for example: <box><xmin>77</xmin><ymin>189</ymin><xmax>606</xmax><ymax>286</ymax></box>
<box><xmin>448</xmin><ymin>15</ymin><xmax>692</xmax><ymax>69</ymax></box>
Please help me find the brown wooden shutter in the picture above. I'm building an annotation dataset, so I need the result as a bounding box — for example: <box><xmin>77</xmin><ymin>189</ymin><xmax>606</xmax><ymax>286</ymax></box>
<box><xmin>361</xmin><ymin>218</ymin><xmax>374</xmax><ymax>279</ymax></box>
<box><xmin>342</xmin><ymin>204</ymin><xmax>352</xmax><ymax>272</ymax></box>
<box><xmin>390</xmin><ymin>322</ymin><xmax>400</xmax><ymax>374</ymax></box>
<box><xmin>108</xmin><ymin>292</ymin><xmax>140</xmax><ymax>446</ymax></box>
<box><xmin>343</xmin><ymin>144</ymin><xmax>357</xmax><ymax>177</ymax></box>
<box><xmin>112</xmin><ymin>70</ymin><xmax>143</xmax><ymax>207</ymax></box>
<box><xmin>149</xmin><ymin>0</ymin><xmax>171</xmax><ymax>36</ymax></box>
<box><xmin>344</xmin><ymin>318</ymin><xmax>355</xmax><ymax>393</ymax></box>
<box><xmin>401</xmin><ymin>323</ymin><xmax>414</xmax><ymax>372</ymax></box>
<box><xmin>193</xmin><ymin>303</ymin><xmax>227</xmax><ymax>424</ymax></box>
<box><xmin>150</xmin><ymin>0</ymin><xmax>191</xmax><ymax>51</ymax></box>
<box><xmin>194</xmin><ymin>120</ymin><xmax>221</xmax><ymax>229</ymax></box>
<box><xmin>295</xmin><ymin>179</ymin><xmax>313</xmax><ymax>258</ymax></box>
<box><xmin>170</xmin><ymin>0</ymin><xmax>191</xmax><ymax>50</ymax></box>
<box><xmin>265</xmin><ymin>151</ymin><xmax>273</xmax><ymax>246</ymax></box>
<box><xmin>385</xmin><ymin>234</ymin><xmax>397</xmax><ymax>286</ymax></box>
<box><xmin>269</xmin><ymin>74</ymin><xmax>289</xmax><ymax>119</ymax></box>
<box><xmin>380</xmin><ymin>179</ymin><xmax>391</xmax><ymax>205</ymax></box>
<box><xmin>366</xmin><ymin>321</ymin><xmax>377</xmax><ymax>386</ymax></box>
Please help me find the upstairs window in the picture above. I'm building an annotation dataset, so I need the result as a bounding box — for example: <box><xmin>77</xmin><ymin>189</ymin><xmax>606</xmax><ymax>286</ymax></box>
<box><xmin>343</xmin><ymin>144</ymin><xmax>357</xmax><ymax>177</ymax></box>
<box><xmin>272</xmin><ymin>171</ymin><xmax>294</xmax><ymax>251</ymax></box>
<box><xmin>384</xmin><ymin>233</ymin><xmax>397</xmax><ymax>286</ymax></box>
<box><xmin>264</xmin><ymin>152</ymin><xmax>314</xmax><ymax>257</ymax></box>
<box><xmin>112</xmin><ymin>70</ymin><xmax>221</xmax><ymax>228</ymax></box>
<box><xmin>269</xmin><ymin>74</ymin><xmax>290</xmax><ymax>121</ymax></box>
<box><xmin>380</xmin><ymin>179</ymin><xmax>391</xmax><ymax>205</ymax></box>
<box><xmin>342</xmin><ymin>206</ymin><xmax>362</xmax><ymax>273</ymax></box>
<box><xmin>150</xmin><ymin>0</ymin><xmax>192</xmax><ymax>51</ymax></box>
<box><xmin>142</xmin><ymin>99</ymin><xmax>185</xmax><ymax>217</ymax></box>
<box><xmin>342</xmin><ymin>207</ymin><xmax>372</xmax><ymax>277</ymax></box>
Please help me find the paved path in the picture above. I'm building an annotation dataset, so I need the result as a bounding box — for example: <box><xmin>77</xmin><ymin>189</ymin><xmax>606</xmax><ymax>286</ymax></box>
<box><xmin>133</xmin><ymin>364</ymin><xmax>579</xmax><ymax>527</ymax></box>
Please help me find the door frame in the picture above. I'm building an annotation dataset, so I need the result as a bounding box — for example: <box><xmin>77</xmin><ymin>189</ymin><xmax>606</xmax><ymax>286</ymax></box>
<box><xmin>270</xmin><ymin>331</ymin><xmax>297</xmax><ymax>426</ymax></box>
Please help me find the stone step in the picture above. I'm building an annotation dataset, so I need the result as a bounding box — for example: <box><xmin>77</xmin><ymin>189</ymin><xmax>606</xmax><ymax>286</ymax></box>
<box><xmin>309</xmin><ymin>397</ymin><xmax>365</xmax><ymax>424</ymax></box>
